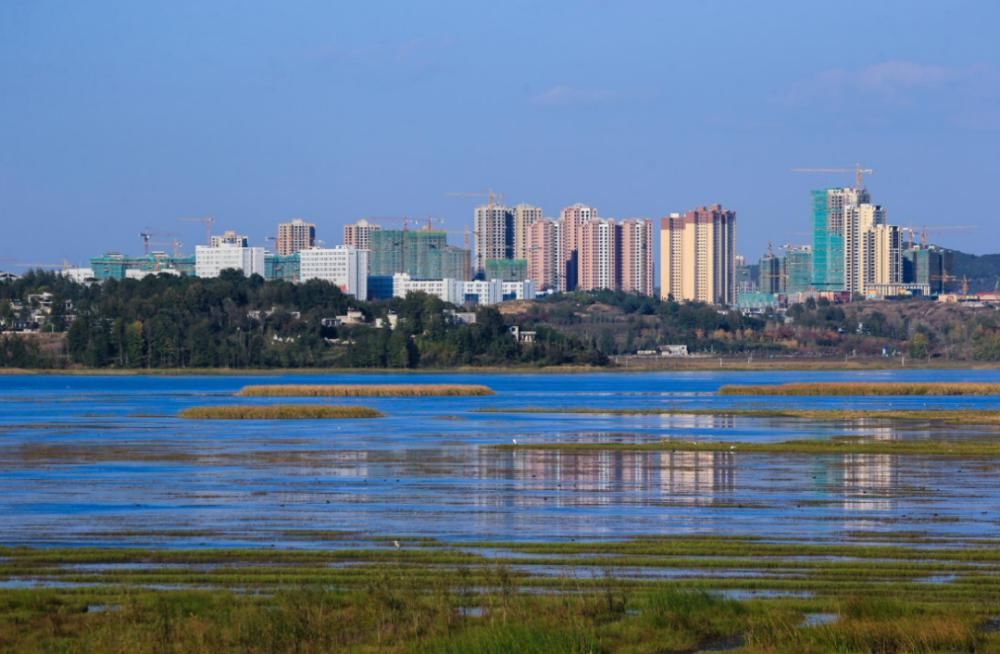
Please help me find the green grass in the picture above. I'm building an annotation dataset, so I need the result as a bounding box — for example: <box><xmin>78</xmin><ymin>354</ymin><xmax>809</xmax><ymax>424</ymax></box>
<box><xmin>719</xmin><ymin>381</ymin><xmax>1000</xmax><ymax>396</ymax></box>
<box><xmin>236</xmin><ymin>383</ymin><xmax>495</xmax><ymax>397</ymax></box>
<box><xmin>177</xmin><ymin>404</ymin><xmax>383</xmax><ymax>419</ymax></box>
<box><xmin>495</xmin><ymin>436</ymin><xmax>1000</xmax><ymax>457</ymax></box>
<box><xmin>0</xmin><ymin>538</ymin><xmax>996</xmax><ymax>653</ymax></box>
<box><xmin>478</xmin><ymin>406</ymin><xmax>1000</xmax><ymax>426</ymax></box>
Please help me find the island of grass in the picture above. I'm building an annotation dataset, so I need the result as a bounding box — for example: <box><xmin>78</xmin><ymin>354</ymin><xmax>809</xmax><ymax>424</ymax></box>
<box><xmin>478</xmin><ymin>406</ymin><xmax>1000</xmax><ymax>426</ymax></box>
<box><xmin>718</xmin><ymin>381</ymin><xmax>1000</xmax><ymax>396</ymax></box>
<box><xmin>236</xmin><ymin>383</ymin><xmax>495</xmax><ymax>397</ymax></box>
<box><xmin>178</xmin><ymin>404</ymin><xmax>383</xmax><ymax>419</ymax></box>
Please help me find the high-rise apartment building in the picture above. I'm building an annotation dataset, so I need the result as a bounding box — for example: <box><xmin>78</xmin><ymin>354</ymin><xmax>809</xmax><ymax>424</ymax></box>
<box><xmin>369</xmin><ymin>230</ymin><xmax>470</xmax><ymax>280</ymax></box>
<box><xmin>659</xmin><ymin>204</ymin><xmax>736</xmax><ymax>305</ymax></box>
<box><xmin>869</xmin><ymin>224</ymin><xmax>902</xmax><ymax>289</ymax></box>
<box><xmin>276</xmin><ymin>218</ymin><xmax>316</xmax><ymax>256</ymax></box>
<box><xmin>759</xmin><ymin>249</ymin><xmax>783</xmax><ymax>294</ymax></box>
<box><xmin>844</xmin><ymin>203</ymin><xmax>887</xmax><ymax>296</ymax></box>
<box><xmin>812</xmin><ymin>187</ymin><xmax>869</xmax><ymax>292</ymax></box>
<box><xmin>558</xmin><ymin>203</ymin><xmax>598</xmax><ymax>291</ymax></box>
<box><xmin>904</xmin><ymin>246</ymin><xmax>951</xmax><ymax>294</ymax></box>
<box><xmin>343</xmin><ymin>219</ymin><xmax>380</xmax><ymax>250</ymax></box>
<box><xmin>473</xmin><ymin>204</ymin><xmax>514</xmax><ymax>275</ymax></box>
<box><xmin>512</xmin><ymin>204</ymin><xmax>542</xmax><ymax>261</ymax></box>
<box><xmin>578</xmin><ymin>219</ymin><xmax>618</xmax><ymax>292</ymax></box>
<box><xmin>525</xmin><ymin>219</ymin><xmax>561</xmax><ymax>291</ymax></box>
<box><xmin>618</xmin><ymin>219</ymin><xmax>654</xmax><ymax>296</ymax></box>
<box><xmin>783</xmin><ymin>246</ymin><xmax>812</xmax><ymax>295</ymax></box>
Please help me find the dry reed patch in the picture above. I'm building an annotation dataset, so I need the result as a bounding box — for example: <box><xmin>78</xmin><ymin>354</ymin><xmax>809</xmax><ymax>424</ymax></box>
<box><xmin>718</xmin><ymin>382</ymin><xmax>1000</xmax><ymax>396</ymax></box>
<box><xmin>178</xmin><ymin>405</ymin><xmax>383</xmax><ymax>419</ymax></box>
<box><xmin>236</xmin><ymin>384</ymin><xmax>494</xmax><ymax>397</ymax></box>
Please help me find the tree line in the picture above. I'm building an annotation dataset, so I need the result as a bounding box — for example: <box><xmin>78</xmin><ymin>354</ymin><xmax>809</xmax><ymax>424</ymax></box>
<box><xmin>0</xmin><ymin>271</ymin><xmax>607</xmax><ymax>369</ymax></box>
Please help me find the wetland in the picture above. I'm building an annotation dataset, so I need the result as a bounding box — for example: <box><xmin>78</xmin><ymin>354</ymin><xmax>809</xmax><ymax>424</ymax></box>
<box><xmin>1</xmin><ymin>369</ymin><xmax>998</xmax><ymax>652</ymax></box>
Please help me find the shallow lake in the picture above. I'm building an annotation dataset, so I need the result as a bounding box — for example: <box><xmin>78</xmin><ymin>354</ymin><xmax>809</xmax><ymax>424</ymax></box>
<box><xmin>0</xmin><ymin>369</ymin><xmax>997</xmax><ymax>548</ymax></box>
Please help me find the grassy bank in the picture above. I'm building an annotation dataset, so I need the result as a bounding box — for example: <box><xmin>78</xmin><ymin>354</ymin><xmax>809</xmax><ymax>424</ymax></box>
<box><xmin>479</xmin><ymin>406</ymin><xmax>1000</xmax><ymax>426</ymax></box>
<box><xmin>0</xmin><ymin>536</ymin><xmax>996</xmax><ymax>653</ymax></box>
<box><xmin>177</xmin><ymin>405</ymin><xmax>383</xmax><ymax>420</ymax></box>
<box><xmin>496</xmin><ymin>436</ymin><xmax>1000</xmax><ymax>457</ymax></box>
<box><xmin>719</xmin><ymin>381</ymin><xmax>1000</xmax><ymax>396</ymax></box>
<box><xmin>236</xmin><ymin>383</ymin><xmax>494</xmax><ymax>397</ymax></box>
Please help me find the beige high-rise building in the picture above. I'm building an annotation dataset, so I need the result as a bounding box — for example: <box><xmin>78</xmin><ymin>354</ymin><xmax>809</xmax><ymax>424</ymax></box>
<box><xmin>659</xmin><ymin>204</ymin><xmax>736</xmax><ymax>305</ymax></box>
<box><xmin>619</xmin><ymin>219</ymin><xmax>654</xmax><ymax>296</ymax></box>
<box><xmin>526</xmin><ymin>219</ymin><xmax>561</xmax><ymax>291</ymax></box>
<box><xmin>578</xmin><ymin>219</ymin><xmax>618</xmax><ymax>292</ymax></box>
<box><xmin>343</xmin><ymin>219</ymin><xmax>380</xmax><ymax>251</ymax></box>
<box><xmin>844</xmin><ymin>203</ymin><xmax>886</xmax><ymax>296</ymax></box>
<box><xmin>558</xmin><ymin>203</ymin><xmax>598</xmax><ymax>291</ymax></box>
<box><xmin>512</xmin><ymin>204</ymin><xmax>542</xmax><ymax>260</ymax></box>
<box><xmin>868</xmin><ymin>224</ymin><xmax>902</xmax><ymax>290</ymax></box>
<box><xmin>473</xmin><ymin>204</ymin><xmax>514</xmax><ymax>275</ymax></box>
<box><xmin>276</xmin><ymin>219</ymin><xmax>316</xmax><ymax>256</ymax></box>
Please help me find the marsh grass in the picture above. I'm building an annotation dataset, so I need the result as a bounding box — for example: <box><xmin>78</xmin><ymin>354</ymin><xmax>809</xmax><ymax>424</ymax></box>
<box><xmin>177</xmin><ymin>405</ymin><xmax>383</xmax><ymax>419</ymax></box>
<box><xmin>0</xmin><ymin>539</ymin><xmax>997</xmax><ymax>653</ymax></box>
<box><xmin>719</xmin><ymin>381</ymin><xmax>1000</xmax><ymax>396</ymax></box>
<box><xmin>480</xmin><ymin>406</ymin><xmax>1000</xmax><ymax>426</ymax></box>
<box><xmin>236</xmin><ymin>384</ymin><xmax>494</xmax><ymax>397</ymax></box>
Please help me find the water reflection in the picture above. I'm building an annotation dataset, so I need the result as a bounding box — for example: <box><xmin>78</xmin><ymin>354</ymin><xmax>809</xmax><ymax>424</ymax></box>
<box><xmin>482</xmin><ymin>448</ymin><xmax>735</xmax><ymax>508</ymax></box>
<box><xmin>841</xmin><ymin>454</ymin><xmax>897</xmax><ymax>512</ymax></box>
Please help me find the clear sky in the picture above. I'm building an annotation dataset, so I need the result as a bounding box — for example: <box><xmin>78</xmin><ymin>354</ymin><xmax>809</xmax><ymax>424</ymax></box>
<box><xmin>2</xmin><ymin>0</ymin><xmax>999</xmax><ymax>269</ymax></box>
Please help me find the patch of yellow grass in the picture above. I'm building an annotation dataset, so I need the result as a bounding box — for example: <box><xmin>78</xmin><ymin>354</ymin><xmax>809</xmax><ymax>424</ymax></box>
<box><xmin>718</xmin><ymin>382</ymin><xmax>1000</xmax><ymax>396</ymax></box>
<box><xmin>236</xmin><ymin>384</ymin><xmax>494</xmax><ymax>397</ymax></box>
<box><xmin>178</xmin><ymin>405</ymin><xmax>383</xmax><ymax>419</ymax></box>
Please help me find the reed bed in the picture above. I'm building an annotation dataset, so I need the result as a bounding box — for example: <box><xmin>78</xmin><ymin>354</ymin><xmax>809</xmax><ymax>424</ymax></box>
<box><xmin>236</xmin><ymin>383</ymin><xmax>495</xmax><ymax>397</ymax></box>
<box><xmin>178</xmin><ymin>404</ymin><xmax>383</xmax><ymax>419</ymax></box>
<box><xmin>718</xmin><ymin>382</ymin><xmax>1000</xmax><ymax>396</ymax></box>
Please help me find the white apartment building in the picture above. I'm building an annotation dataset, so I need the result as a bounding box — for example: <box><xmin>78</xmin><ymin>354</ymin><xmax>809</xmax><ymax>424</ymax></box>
<box><xmin>195</xmin><ymin>244</ymin><xmax>266</xmax><ymax>278</ymax></box>
<box><xmin>298</xmin><ymin>246</ymin><xmax>368</xmax><ymax>299</ymax></box>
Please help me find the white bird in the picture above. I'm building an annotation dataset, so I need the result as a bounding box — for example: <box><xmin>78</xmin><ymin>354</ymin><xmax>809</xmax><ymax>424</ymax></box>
<box><xmin>393</xmin><ymin>540</ymin><xmax>401</xmax><ymax>549</ymax></box>
<box><xmin>512</xmin><ymin>438</ymin><xmax>518</xmax><ymax>446</ymax></box>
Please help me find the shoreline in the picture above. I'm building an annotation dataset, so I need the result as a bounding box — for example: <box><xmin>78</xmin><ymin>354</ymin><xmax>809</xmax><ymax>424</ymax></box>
<box><xmin>2</xmin><ymin>358</ymin><xmax>1000</xmax><ymax>376</ymax></box>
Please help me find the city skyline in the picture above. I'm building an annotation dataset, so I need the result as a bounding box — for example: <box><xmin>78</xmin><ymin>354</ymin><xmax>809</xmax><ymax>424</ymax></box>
<box><xmin>2</xmin><ymin>2</ymin><xmax>998</xmax><ymax>268</ymax></box>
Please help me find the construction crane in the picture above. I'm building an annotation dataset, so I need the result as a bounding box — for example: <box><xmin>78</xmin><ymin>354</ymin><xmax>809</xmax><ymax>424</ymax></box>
<box><xmin>900</xmin><ymin>225</ymin><xmax>975</xmax><ymax>249</ymax></box>
<box><xmin>140</xmin><ymin>229</ymin><xmax>180</xmax><ymax>255</ymax></box>
<box><xmin>791</xmin><ymin>164</ymin><xmax>874</xmax><ymax>189</ymax></box>
<box><xmin>446</xmin><ymin>189</ymin><xmax>504</xmax><ymax>208</ymax></box>
<box><xmin>178</xmin><ymin>216</ymin><xmax>215</xmax><ymax>246</ymax></box>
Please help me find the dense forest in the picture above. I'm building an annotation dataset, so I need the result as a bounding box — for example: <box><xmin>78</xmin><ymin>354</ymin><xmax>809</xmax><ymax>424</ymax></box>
<box><xmin>0</xmin><ymin>271</ymin><xmax>607</xmax><ymax>369</ymax></box>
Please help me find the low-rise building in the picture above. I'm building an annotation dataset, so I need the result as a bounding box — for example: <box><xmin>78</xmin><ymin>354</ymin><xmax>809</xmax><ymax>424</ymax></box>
<box><xmin>298</xmin><ymin>246</ymin><xmax>368</xmax><ymax>299</ymax></box>
<box><xmin>195</xmin><ymin>244</ymin><xmax>266</xmax><ymax>278</ymax></box>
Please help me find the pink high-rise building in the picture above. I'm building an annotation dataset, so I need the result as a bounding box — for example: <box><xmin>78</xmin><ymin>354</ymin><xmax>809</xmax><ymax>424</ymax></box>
<box><xmin>618</xmin><ymin>219</ymin><xmax>654</xmax><ymax>296</ymax></box>
<box><xmin>578</xmin><ymin>219</ymin><xmax>618</xmax><ymax>292</ymax></box>
<box><xmin>526</xmin><ymin>219</ymin><xmax>560</xmax><ymax>291</ymax></box>
<box><xmin>558</xmin><ymin>203</ymin><xmax>598</xmax><ymax>291</ymax></box>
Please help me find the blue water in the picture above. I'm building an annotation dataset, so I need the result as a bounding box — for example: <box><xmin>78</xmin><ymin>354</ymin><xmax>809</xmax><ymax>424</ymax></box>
<box><xmin>0</xmin><ymin>370</ymin><xmax>998</xmax><ymax>548</ymax></box>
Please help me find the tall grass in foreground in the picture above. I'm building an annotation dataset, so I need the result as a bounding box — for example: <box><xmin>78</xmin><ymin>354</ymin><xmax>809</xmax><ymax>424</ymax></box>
<box><xmin>178</xmin><ymin>405</ymin><xmax>383</xmax><ymax>419</ymax></box>
<box><xmin>718</xmin><ymin>382</ymin><xmax>1000</xmax><ymax>396</ymax></box>
<box><xmin>237</xmin><ymin>384</ymin><xmax>495</xmax><ymax>397</ymax></box>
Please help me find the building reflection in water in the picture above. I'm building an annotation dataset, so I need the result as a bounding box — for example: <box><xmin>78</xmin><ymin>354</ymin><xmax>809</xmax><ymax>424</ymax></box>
<box><xmin>481</xmin><ymin>442</ymin><xmax>735</xmax><ymax>509</ymax></box>
<box><xmin>841</xmin><ymin>453</ymin><xmax>897</xmax><ymax>513</ymax></box>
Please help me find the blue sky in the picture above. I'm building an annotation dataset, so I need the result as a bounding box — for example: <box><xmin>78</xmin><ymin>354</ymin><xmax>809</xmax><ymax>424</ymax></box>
<box><xmin>2</xmin><ymin>0</ymin><xmax>999</xmax><ymax>269</ymax></box>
